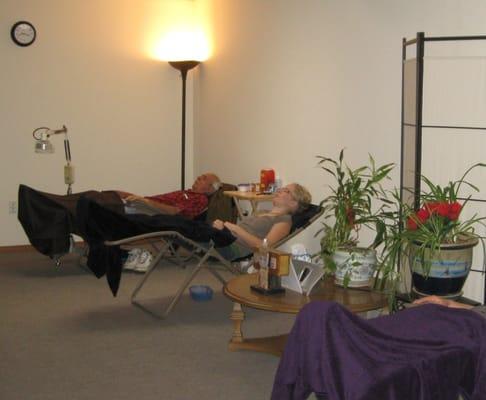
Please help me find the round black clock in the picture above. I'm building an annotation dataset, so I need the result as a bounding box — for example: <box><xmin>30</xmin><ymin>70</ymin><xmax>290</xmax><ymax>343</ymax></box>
<box><xmin>11</xmin><ymin>21</ymin><xmax>36</xmax><ymax>47</ymax></box>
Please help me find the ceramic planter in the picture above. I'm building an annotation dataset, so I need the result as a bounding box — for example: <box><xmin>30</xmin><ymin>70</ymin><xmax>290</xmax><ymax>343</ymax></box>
<box><xmin>409</xmin><ymin>236</ymin><xmax>479</xmax><ymax>298</ymax></box>
<box><xmin>333</xmin><ymin>247</ymin><xmax>377</xmax><ymax>288</ymax></box>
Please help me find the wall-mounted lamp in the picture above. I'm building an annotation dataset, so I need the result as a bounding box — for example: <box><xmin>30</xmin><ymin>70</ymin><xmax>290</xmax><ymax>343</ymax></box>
<box><xmin>169</xmin><ymin>60</ymin><xmax>201</xmax><ymax>190</ymax></box>
<box><xmin>32</xmin><ymin>125</ymin><xmax>75</xmax><ymax>194</ymax></box>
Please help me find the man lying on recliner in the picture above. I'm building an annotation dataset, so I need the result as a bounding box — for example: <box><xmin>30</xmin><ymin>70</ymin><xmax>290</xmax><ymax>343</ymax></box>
<box><xmin>18</xmin><ymin>172</ymin><xmax>222</xmax><ymax>270</ymax></box>
<box><xmin>116</xmin><ymin>172</ymin><xmax>220</xmax><ymax>219</ymax></box>
<box><xmin>115</xmin><ymin>173</ymin><xmax>221</xmax><ymax>271</ymax></box>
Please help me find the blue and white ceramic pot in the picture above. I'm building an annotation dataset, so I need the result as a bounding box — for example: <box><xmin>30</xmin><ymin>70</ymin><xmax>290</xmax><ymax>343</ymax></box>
<box><xmin>333</xmin><ymin>247</ymin><xmax>377</xmax><ymax>288</ymax></box>
<box><xmin>409</xmin><ymin>235</ymin><xmax>478</xmax><ymax>298</ymax></box>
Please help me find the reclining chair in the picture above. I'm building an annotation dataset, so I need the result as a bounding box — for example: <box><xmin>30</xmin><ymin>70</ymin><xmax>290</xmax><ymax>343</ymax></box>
<box><xmin>105</xmin><ymin>202</ymin><xmax>324</xmax><ymax>319</ymax></box>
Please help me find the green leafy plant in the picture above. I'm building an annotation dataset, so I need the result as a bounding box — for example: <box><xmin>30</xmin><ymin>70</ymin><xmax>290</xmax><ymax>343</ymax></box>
<box><xmin>316</xmin><ymin>149</ymin><xmax>394</xmax><ymax>274</ymax></box>
<box><xmin>375</xmin><ymin>163</ymin><xmax>486</xmax><ymax>295</ymax></box>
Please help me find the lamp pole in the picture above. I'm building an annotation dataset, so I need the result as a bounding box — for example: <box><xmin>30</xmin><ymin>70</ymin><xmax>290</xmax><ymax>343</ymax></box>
<box><xmin>169</xmin><ymin>60</ymin><xmax>201</xmax><ymax>191</ymax></box>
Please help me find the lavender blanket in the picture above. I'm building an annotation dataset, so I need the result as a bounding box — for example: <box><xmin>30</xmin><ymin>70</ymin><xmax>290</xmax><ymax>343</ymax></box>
<box><xmin>272</xmin><ymin>302</ymin><xmax>486</xmax><ymax>400</ymax></box>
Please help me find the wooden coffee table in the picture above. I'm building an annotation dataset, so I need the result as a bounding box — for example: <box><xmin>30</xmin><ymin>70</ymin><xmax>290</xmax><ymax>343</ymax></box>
<box><xmin>223</xmin><ymin>274</ymin><xmax>387</xmax><ymax>356</ymax></box>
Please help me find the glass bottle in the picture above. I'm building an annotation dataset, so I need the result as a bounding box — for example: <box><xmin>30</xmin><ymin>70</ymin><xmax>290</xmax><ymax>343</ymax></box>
<box><xmin>258</xmin><ymin>238</ymin><xmax>269</xmax><ymax>289</ymax></box>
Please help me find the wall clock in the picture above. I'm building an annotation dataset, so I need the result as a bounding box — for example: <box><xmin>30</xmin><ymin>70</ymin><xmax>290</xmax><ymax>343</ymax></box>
<box><xmin>11</xmin><ymin>21</ymin><xmax>36</xmax><ymax>47</ymax></box>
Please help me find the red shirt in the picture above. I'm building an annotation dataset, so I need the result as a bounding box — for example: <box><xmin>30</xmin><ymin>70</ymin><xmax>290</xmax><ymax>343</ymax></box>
<box><xmin>146</xmin><ymin>190</ymin><xmax>208</xmax><ymax>219</ymax></box>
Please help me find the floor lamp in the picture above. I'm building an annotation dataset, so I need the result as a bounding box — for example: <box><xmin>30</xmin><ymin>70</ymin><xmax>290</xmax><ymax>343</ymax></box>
<box><xmin>169</xmin><ymin>60</ymin><xmax>200</xmax><ymax>190</ymax></box>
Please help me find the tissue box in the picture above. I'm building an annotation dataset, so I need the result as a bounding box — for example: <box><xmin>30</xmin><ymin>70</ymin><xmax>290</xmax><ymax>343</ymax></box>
<box><xmin>268</xmin><ymin>249</ymin><xmax>290</xmax><ymax>276</ymax></box>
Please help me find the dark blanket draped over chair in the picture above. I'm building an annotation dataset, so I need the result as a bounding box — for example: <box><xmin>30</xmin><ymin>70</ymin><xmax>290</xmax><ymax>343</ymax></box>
<box><xmin>78</xmin><ymin>196</ymin><xmax>236</xmax><ymax>295</ymax></box>
<box><xmin>272</xmin><ymin>302</ymin><xmax>486</xmax><ymax>400</ymax></box>
<box><xmin>18</xmin><ymin>185</ymin><xmax>236</xmax><ymax>295</ymax></box>
<box><xmin>18</xmin><ymin>184</ymin><xmax>125</xmax><ymax>256</ymax></box>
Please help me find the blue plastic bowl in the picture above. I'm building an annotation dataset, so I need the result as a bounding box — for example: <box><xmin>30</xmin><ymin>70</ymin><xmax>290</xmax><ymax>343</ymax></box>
<box><xmin>189</xmin><ymin>285</ymin><xmax>213</xmax><ymax>302</ymax></box>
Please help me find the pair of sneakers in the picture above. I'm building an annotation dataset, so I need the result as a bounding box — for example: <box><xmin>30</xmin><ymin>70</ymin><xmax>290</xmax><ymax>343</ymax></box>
<box><xmin>123</xmin><ymin>248</ymin><xmax>153</xmax><ymax>273</ymax></box>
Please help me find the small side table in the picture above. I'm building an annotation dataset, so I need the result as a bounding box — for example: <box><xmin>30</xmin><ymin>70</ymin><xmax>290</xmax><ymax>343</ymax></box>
<box><xmin>223</xmin><ymin>274</ymin><xmax>387</xmax><ymax>356</ymax></box>
<box><xmin>223</xmin><ymin>190</ymin><xmax>274</xmax><ymax>219</ymax></box>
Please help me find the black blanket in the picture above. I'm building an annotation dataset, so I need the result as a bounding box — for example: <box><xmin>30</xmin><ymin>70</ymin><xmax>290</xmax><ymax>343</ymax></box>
<box><xmin>272</xmin><ymin>301</ymin><xmax>486</xmax><ymax>400</ymax></box>
<box><xmin>18</xmin><ymin>185</ymin><xmax>236</xmax><ymax>295</ymax></box>
<box><xmin>18</xmin><ymin>184</ymin><xmax>124</xmax><ymax>256</ymax></box>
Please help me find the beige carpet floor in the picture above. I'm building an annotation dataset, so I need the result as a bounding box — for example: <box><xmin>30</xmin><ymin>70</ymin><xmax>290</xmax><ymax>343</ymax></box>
<box><xmin>0</xmin><ymin>251</ymin><xmax>301</xmax><ymax>400</ymax></box>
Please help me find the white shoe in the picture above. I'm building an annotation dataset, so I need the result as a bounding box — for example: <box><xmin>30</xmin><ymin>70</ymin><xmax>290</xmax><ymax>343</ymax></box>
<box><xmin>133</xmin><ymin>250</ymin><xmax>153</xmax><ymax>273</ymax></box>
<box><xmin>123</xmin><ymin>248</ymin><xmax>142</xmax><ymax>271</ymax></box>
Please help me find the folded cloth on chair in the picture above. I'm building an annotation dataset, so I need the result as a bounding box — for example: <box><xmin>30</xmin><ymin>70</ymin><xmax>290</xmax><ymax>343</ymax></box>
<box><xmin>272</xmin><ymin>302</ymin><xmax>486</xmax><ymax>400</ymax></box>
<box><xmin>18</xmin><ymin>184</ymin><xmax>124</xmax><ymax>257</ymax></box>
<box><xmin>76</xmin><ymin>196</ymin><xmax>236</xmax><ymax>295</ymax></box>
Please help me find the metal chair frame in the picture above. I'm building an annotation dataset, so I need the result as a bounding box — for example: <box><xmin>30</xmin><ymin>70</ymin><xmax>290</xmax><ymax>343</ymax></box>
<box><xmin>105</xmin><ymin>231</ymin><xmax>240</xmax><ymax>319</ymax></box>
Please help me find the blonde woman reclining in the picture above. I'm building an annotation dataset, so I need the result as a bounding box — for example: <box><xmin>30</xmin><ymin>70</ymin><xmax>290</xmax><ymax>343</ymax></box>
<box><xmin>212</xmin><ymin>183</ymin><xmax>312</xmax><ymax>261</ymax></box>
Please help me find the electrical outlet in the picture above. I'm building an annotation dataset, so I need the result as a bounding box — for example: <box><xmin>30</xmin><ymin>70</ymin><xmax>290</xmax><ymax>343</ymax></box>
<box><xmin>8</xmin><ymin>201</ymin><xmax>17</xmax><ymax>214</ymax></box>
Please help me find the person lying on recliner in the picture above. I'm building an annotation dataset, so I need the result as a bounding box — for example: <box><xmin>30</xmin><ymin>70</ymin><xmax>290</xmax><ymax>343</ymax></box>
<box><xmin>117</xmin><ymin>172</ymin><xmax>220</xmax><ymax>219</ymax></box>
<box><xmin>212</xmin><ymin>183</ymin><xmax>312</xmax><ymax>261</ymax></box>
<box><xmin>117</xmin><ymin>173</ymin><xmax>220</xmax><ymax>272</ymax></box>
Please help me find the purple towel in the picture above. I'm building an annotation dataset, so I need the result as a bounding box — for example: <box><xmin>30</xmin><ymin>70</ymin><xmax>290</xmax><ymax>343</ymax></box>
<box><xmin>272</xmin><ymin>302</ymin><xmax>486</xmax><ymax>400</ymax></box>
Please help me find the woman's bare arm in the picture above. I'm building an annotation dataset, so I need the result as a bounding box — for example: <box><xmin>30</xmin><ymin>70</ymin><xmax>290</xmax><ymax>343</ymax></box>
<box><xmin>413</xmin><ymin>296</ymin><xmax>474</xmax><ymax>309</ymax></box>
<box><xmin>223</xmin><ymin>221</ymin><xmax>291</xmax><ymax>249</ymax></box>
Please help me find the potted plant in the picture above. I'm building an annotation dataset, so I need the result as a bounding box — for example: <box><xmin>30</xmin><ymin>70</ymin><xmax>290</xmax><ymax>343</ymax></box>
<box><xmin>376</xmin><ymin>163</ymin><xmax>486</xmax><ymax>299</ymax></box>
<box><xmin>317</xmin><ymin>150</ymin><xmax>394</xmax><ymax>287</ymax></box>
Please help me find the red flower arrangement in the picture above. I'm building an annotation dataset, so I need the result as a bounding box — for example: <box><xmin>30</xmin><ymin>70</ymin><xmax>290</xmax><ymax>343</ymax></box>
<box><xmin>400</xmin><ymin>163</ymin><xmax>486</xmax><ymax>247</ymax></box>
<box><xmin>406</xmin><ymin>201</ymin><xmax>463</xmax><ymax>231</ymax></box>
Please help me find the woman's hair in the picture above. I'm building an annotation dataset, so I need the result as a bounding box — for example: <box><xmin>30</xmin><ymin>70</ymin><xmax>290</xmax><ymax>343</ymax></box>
<box><xmin>290</xmin><ymin>183</ymin><xmax>312</xmax><ymax>213</ymax></box>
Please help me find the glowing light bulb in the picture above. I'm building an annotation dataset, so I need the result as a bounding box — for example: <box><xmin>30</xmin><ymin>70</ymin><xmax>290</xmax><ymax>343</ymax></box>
<box><xmin>143</xmin><ymin>0</ymin><xmax>212</xmax><ymax>62</ymax></box>
<box><xmin>153</xmin><ymin>30</ymin><xmax>210</xmax><ymax>61</ymax></box>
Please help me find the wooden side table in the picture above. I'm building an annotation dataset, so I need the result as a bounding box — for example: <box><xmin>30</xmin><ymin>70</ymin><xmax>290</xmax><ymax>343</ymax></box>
<box><xmin>223</xmin><ymin>274</ymin><xmax>387</xmax><ymax>356</ymax></box>
<box><xmin>223</xmin><ymin>190</ymin><xmax>274</xmax><ymax>219</ymax></box>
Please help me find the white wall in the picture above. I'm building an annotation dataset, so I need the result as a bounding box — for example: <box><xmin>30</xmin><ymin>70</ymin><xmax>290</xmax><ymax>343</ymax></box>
<box><xmin>1</xmin><ymin>0</ymin><xmax>197</xmax><ymax>246</ymax></box>
<box><xmin>196</xmin><ymin>0</ymin><xmax>486</xmax><ymax>301</ymax></box>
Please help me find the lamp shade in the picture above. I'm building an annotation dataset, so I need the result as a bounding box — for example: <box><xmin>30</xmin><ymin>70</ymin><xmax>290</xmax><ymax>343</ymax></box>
<box><xmin>34</xmin><ymin>139</ymin><xmax>54</xmax><ymax>153</ymax></box>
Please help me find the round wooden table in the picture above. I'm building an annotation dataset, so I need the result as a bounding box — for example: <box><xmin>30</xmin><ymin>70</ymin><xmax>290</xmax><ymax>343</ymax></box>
<box><xmin>223</xmin><ymin>274</ymin><xmax>387</xmax><ymax>356</ymax></box>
